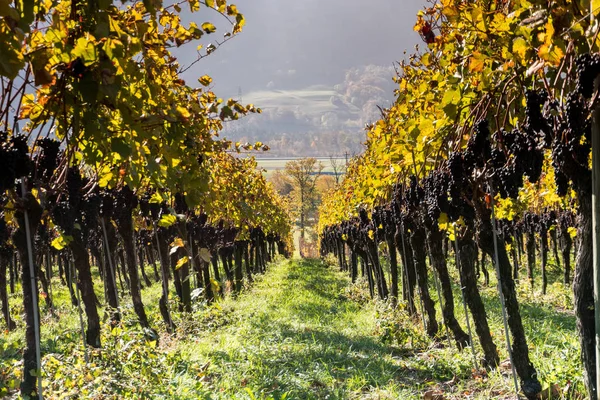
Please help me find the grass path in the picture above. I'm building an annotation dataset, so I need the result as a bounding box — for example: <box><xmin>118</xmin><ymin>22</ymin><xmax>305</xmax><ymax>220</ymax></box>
<box><xmin>178</xmin><ymin>258</ymin><xmax>425</xmax><ymax>399</ymax></box>
<box><xmin>1</xmin><ymin>256</ymin><xmax>581</xmax><ymax>398</ymax></box>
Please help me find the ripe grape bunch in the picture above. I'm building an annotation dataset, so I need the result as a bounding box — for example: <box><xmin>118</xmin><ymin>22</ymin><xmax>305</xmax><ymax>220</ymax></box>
<box><xmin>549</xmin><ymin>54</ymin><xmax>597</xmax><ymax>197</ymax></box>
<box><xmin>464</xmin><ymin>119</ymin><xmax>492</xmax><ymax>170</ymax></box>
<box><xmin>575</xmin><ymin>53</ymin><xmax>600</xmax><ymax>99</ymax></box>
<box><xmin>422</xmin><ymin>170</ymin><xmax>451</xmax><ymax>225</ymax></box>
<box><xmin>35</xmin><ymin>138</ymin><xmax>61</xmax><ymax>181</ymax></box>
<box><xmin>0</xmin><ymin>133</ymin><xmax>31</xmax><ymax>192</ymax></box>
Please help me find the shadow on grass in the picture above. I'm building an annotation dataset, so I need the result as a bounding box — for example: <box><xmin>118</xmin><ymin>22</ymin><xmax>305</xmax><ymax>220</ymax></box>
<box><xmin>204</xmin><ymin>325</ymin><xmax>437</xmax><ymax>399</ymax></box>
<box><xmin>479</xmin><ymin>288</ymin><xmax>576</xmax><ymax>331</ymax></box>
<box><xmin>199</xmin><ymin>258</ymin><xmax>455</xmax><ymax>399</ymax></box>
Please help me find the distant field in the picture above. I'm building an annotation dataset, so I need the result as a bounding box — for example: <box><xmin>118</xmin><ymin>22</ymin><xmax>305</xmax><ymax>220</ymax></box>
<box><xmin>255</xmin><ymin>157</ymin><xmax>347</xmax><ymax>177</ymax></box>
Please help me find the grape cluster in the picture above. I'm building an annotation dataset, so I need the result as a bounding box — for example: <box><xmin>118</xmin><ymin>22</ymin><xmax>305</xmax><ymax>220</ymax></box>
<box><xmin>81</xmin><ymin>189</ymin><xmax>101</xmax><ymax>230</ymax></box>
<box><xmin>540</xmin><ymin>210</ymin><xmax>557</xmax><ymax>234</ymax></box>
<box><xmin>497</xmin><ymin>218</ymin><xmax>515</xmax><ymax>244</ymax></box>
<box><xmin>113</xmin><ymin>185</ymin><xmax>137</xmax><ymax>224</ymax></box>
<box><xmin>0</xmin><ymin>133</ymin><xmax>31</xmax><ymax>192</ymax></box>
<box><xmin>565</xmin><ymin>93</ymin><xmax>587</xmax><ymax>136</ymax></box>
<box><xmin>553</xmin><ymin>168</ymin><xmax>570</xmax><ymax>197</ymax></box>
<box><xmin>522</xmin><ymin>212</ymin><xmax>539</xmax><ymax>235</ymax></box>
<box><xmin>447</xmin><ymin>152</ymin><xmax>465</xmax><ymax>200</ymax></box>
<box><xmin>52</xmin><ymin>201</ymin><xmax>75</xmax><ymax>234</ymax></box>
<box><xmin>35</xmin><ymin>138</ymin><xmax>61</xmax><ymax>181</ymax></box>
<box><xmin>575</xmin><ymin>53</ymin><xmax>600</xmax><ymax>99</ymax></box>
<box><xmin>0</xmin><ymin>212</ymin><xmax>10</xmax><ymax>245</ymax></box>
<box><xmin>174</xmin><ymin>192</ymin><xmax>188</xmax><ymax>214</ymax></box>
<box><xmin>550</xmin><ymin>91</ymin><xmax>592</xmax><ymax>196</ymax></box>
<box><xmin>558</xmin><ymin>210</ymin><xmax>575</xmax><ymax>232</ymax></box>
<box><xmin>138</xmin><ymin>192</ymin><xmax>151</xmax><ymax>219</ymax></box>
<box><xmin>422</xmin><ymin>170</ymin><xmax>451</xmax><ymax>225</ymax></box>
<box><xmin>405</xmin><ymin>175</ymin><xmax>424</xmax><ymax>211</ymax></box>
<box><xmin>525</xmin><ymin>89</ymin><xmax>550</xmax><ymax>142</ymax></box>
<box><xmin>371</xmin><ymin>207</ymin><xmax>385</xmax><ymax>239</ymax></box>
<box><xmin>66</xmin><ymin>167</ymin><xmax>83</xmax><ymax>208</ymax></box>
<box><xmin>493</xmin><ymin>164</ymin><xmax>523</xmax><ymax>199</ymax></box>
<box><xmin>99</xmin><ymin>190</ymin><xmax>114</xmax><ymax>218</ymax></box>
<box><xmin>383</xmin><ymin>209</ymin><xmax>395</xmax><ymax>238</ymax></box>
<box><xmin>464</xmin><ymin>120</ymin><xmax>491</xmax><ymax>169</ymax></box>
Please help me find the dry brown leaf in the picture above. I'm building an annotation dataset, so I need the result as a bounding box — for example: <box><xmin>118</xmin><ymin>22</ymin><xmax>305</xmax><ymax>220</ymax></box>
<box><xmin>423</xmin><ymin>390</ymin><xmax>445</xmax><ymax>400</ymax></box>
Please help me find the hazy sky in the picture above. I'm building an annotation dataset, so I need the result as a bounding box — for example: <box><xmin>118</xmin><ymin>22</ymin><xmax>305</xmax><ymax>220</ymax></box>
<box><xmin>178</xmin><ymin>0</ymin><xmax>426</xmax><ymax>98</ymax></box>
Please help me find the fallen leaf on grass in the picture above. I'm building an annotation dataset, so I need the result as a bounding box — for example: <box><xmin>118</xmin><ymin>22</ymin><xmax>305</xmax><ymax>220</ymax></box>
<box><xmin>423</xmin><ymin>390</ymin><xmax>445</xmax><ymax>400</ymax></box>
<box><xmin>443</xmin><ymin>374</ymin><xmax>457</xmax><ymax>386</ymax></box>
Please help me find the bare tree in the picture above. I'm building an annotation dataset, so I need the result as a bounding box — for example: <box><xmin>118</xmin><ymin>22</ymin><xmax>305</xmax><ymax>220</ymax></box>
<box><xmin>284</xmin><ymin>158</ymin><xmax>323</xmax><ymax>240</ymax></box>
<box><xmin>329</xmin><ymin>155</ymin><xmax>345</xmax><ymax>185</ymax></box>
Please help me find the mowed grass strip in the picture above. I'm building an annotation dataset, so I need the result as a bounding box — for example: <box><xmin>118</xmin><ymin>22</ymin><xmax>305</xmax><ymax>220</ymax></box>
<box><xmin>179</xmin><ymin>259</ymin><xmax>431</xmax><ymax>399</ymax></box>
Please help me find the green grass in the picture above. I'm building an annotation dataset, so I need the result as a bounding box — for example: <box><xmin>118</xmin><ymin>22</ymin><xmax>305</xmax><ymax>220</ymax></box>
<box><xmin>0</xmin><ymin>254</ymin><xmax>584</xmax><ymax>399</ymax></box>
<box><xmin>178</xmin><ymin>258</ymin><xmax>410</xmax><ymax>399</ymax></box>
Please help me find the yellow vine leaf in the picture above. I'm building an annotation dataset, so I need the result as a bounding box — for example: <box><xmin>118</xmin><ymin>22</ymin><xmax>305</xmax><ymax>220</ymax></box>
<box><xmin>51</xmin><ymin>234</ymin><xmax>73</xmax><ymax>250</ymax></box>
<box><xmin>538</xmin><ymin>43</ymin><xmax>564</xmax><ymax>66</ymax></box>
<box><xmin>469</xmin><ymin>52</ymin><xmax>486</xmax><ymax>72</ymax></box>
<box><xmin>175</xmin><ymin>256</ymin><xmax>189</xmax><ymax>270</ymax></box>
<box><xmin>512</xmin><ymin>37</ymin><xmax>528</xmax><ymax>60</ymax></box>
<box><xmin>158</xmin><ymin>214</ymin><xmax>177</xmax><ymax>228</ymax></box>
<box><xmin>568</xmin><ymin>227</ymin><xmax>577</xmax><ymax>239</ymax></box>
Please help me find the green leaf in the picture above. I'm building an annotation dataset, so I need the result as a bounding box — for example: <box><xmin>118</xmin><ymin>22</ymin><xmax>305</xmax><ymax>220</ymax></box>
<box><xmin>199</xmin><ymin>247</ymin><xmax>211</xmax><ymax>262</ymax></box>
<box><xmin>99</xmin><ymin>171</ymin><xmax>113</xmax><ymax>188</ymax></box>
<box><xmin>51</xmin><ymin>234</ymin><xmax>73</xmax><ymax>250</ymax></box>
<box><xmin>17</xmin><ymin>0</ymin><xmax>34</xmax><ymax>26</ymax></box>
<box><xmin>149</xmin><ymin>192</ymin><xmax>164</xmax><ymax>204</ymax></box>
<box><xmin>143</xmin><ymin>0</ymin><xmax>156</xmax><ymax>14</ymax></box>
<box><xmin>0</xmin><ymin>0</ymin><xmax>13</xmax><ymax>17</ymax></box>
<box><xmin>158</xmin><ymin>214</ymin><xmax>177</xmax><ymax>228</ymax></box>
<box><xmin>512</xmin><ymin>37</ymin><xmax>527</xmax><ymax>60</ymax></box>
<box><xmin>441</xmin><ymin>89</ymin><xmax>459</xmax><ymax>119</ymax></box>
<box><xmin>111</xmin><ymin>137</ymin><xmax>132</xmax><ymax>158</ymax></box>
<box><xmin>72</xmin><ymin>37</ymin><xmax>98</xmax><ymax>66</ymax></box>
<box><xmin>102</xmin><ymin>38</ymin><xmax>124</xmax><ymax>61</ymax></box>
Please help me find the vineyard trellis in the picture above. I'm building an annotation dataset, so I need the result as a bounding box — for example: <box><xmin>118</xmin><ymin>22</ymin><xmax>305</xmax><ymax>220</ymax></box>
<box><xmin>0</xmin><ymin>0</ymin><xmax>294</xmax><ymax>397</ymax></box>
<box><xmin>319</xmin><ymin>1</ymin><xmax>600</xmax><ymax>399</ymax></box>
